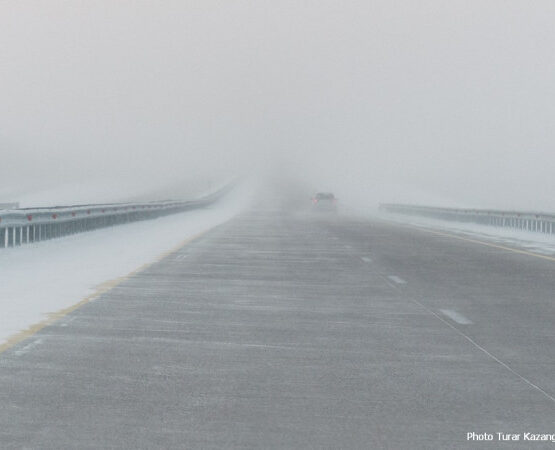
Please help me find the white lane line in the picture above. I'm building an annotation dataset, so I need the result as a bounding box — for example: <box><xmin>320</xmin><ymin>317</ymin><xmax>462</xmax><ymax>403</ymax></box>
<box><xmin>361</xmin><ymin>256</ymin><xmax>372</xmax><ymax>263</ymax></box>
<box><xmin>175</xmin><ymin>254</ymin><xmax>189</xmax><ymax>260</ymax></box>
<box><xmin>14</xmin><ymin>338</ymin><xmax>43</xmax><ymax>356</ymax></box>
<box><xmin>381</xmin><ymin>273</ymin><xmax>555</xmax><ymax>404</ymax></box>
<box><xmin>440</xmin><ymin>309</ymin><xmax>473</xmax><ymax>325</ymax></box>
<box><xmin>388</xmin><ymin>275</ymin><xmax>406</xmax><ymax>284</ymax></box>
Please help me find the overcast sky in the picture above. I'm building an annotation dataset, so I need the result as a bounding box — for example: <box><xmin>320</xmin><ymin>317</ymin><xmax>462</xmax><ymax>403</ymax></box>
<box><xmin>1</xmin><ymin>1</ymin><xmax>555</xmax><ymax>209</ymax></box>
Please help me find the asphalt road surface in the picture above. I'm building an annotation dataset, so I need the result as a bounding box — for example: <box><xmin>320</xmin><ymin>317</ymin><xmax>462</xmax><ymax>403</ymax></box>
<box><xmin>1</xmin><ymin>201</ymin><xmax>554</xmax><ymax>449</ymax></box>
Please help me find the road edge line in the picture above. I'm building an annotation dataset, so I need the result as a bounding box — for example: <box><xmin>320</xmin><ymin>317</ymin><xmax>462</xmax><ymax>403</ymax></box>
<box><xmin>0</xmin><ymin>231</ymin><xmax>208</xmax><ymax>355</ymax></box>
<box><xmin>379</xmin><ymin>217</ymin><xmax>555</xmax><ymax>262</ymax></box>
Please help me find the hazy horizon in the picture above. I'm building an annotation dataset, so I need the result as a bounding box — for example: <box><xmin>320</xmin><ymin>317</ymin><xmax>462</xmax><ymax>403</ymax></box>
<box><xmin>2</xmin><ymin>1</ymin><xmax>555</xmax><ymax>210</ymax></box>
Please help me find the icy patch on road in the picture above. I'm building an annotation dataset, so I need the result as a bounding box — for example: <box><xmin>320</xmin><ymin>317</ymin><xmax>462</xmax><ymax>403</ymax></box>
<box><xmin>0</xmin><ymin>184</ymin><xmax>253</xmax><ymax>347</ymax></box>
<box><xmin>381</xmin><ymin>213</ymin><xmax>555</xmax><ymax>256</ymax></box>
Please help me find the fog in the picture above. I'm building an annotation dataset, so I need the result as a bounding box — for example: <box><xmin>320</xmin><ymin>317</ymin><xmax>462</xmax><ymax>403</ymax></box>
<box><xmin>2</xmin><ymin>1</ymin><xmax>555</xmax><ymax>210</ymax></box>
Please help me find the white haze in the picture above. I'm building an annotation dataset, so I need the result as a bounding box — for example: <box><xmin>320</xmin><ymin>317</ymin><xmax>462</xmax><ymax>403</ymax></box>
<box><xmin>1</xmin><ymin>1</ymin><xmax>555</xmax><ymax>210</ymax></box>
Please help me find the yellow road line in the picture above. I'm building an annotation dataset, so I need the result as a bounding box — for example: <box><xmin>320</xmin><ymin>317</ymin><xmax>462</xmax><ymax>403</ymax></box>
<box><xmin>0</xmin><ymin>231</ymin><xmax>207</xmax><ymax>355</ymax></box>
<box><xmin>414</xmin><ymin>226</ymin><xmax>555</xmax><ymax>262</ymax></box>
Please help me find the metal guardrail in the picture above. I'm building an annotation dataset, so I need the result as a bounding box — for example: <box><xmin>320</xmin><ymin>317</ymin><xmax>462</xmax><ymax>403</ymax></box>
<box><xmin>0</xmin><ymin>186</ymin><xmax>231</xmax><ymax>249</ymax></box>
<box><xmin>380</xmin><ymin>203</ymin><xmax>555</xmax><ymax>235</ymax></box>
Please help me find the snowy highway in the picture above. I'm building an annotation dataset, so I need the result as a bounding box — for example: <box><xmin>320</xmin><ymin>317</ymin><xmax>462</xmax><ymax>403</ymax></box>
<box><xmin>1</xmin><ymin>198</ymin><xmax>555</xmax><ymax>448</ymax></box>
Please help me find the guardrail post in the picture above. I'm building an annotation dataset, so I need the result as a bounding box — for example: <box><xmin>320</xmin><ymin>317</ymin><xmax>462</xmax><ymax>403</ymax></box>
<box><xmin>0</xmin><ymin>187</ymin><xmax>229</xmax><ymax>251</ymax></box>
<box><xmin>380</xmin><ymin>203</ymin><xmax>555</xmax><ymax>238</ymax></box>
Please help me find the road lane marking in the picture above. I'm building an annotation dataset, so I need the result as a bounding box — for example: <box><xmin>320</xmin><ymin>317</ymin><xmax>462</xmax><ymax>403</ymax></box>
<box><xmin>388</xmin><ymin>275</ymin><xmax>406</xmax><ymax>284</ymax></box>
<box><xmin>175</xmin><ymin>254</ymin><xmax>188</xmax><ymax>260</ymax></box>
<box><xmin>392</xmin><ymin>222</ymin><xmax>555</xmax><ymax>263</ymax></box>
<box><xmin>0</xmin><ymin>231</ymin><xmax>209</xmax><ymax>356</ymax></box>
<box><xmin>440</xmin><ymin>309</ymin><xmax>473</xmax><ymax>325</ymax></box>
<box><xmin>433</xmin><ymin>304</ymin><xmax>555</xmax><ymax>403</ymax></box>
<box><xmin>361</xmin><ymin>256</ymin><xmax>372</xmax><ymax>263</ymax></box>
<box><xmin>14</xmin><ymin>338</ymin><xmax>43</xmax><ymax>356</ymax></box>
<box><xmin>380</xmin><ymin>273</ymin><xmax>555</xmax><ymax>404</ymax></box>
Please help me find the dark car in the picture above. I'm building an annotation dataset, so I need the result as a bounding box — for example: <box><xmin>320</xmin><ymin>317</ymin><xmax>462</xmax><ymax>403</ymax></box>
<box><xmin>311</xmin><ymin>192</ymin><xmax>337</xmax><ymax>212</ymax></box>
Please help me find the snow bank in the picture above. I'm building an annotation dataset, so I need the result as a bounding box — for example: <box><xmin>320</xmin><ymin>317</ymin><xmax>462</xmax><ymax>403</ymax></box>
<box><xmin>381</xmin><ymin>212</ymin><xmax>555</xmax><ymax>257</ymax></box>
<box><xmin>0</xmin><ymin>184</ymin><xmax>253</xmax><ymax>347</ymax></box>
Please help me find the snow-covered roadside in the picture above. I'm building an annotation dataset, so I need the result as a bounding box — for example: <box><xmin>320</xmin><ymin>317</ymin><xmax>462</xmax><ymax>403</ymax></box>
<box><xmin>380</xmin><ymin>212</ymin><xmax>555</xmax><ymax>256</ymax></box>
<box><xmin>0</xmin><ymin>184</ymin><xmax>253</xmax><ymax>347</ymax></box>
